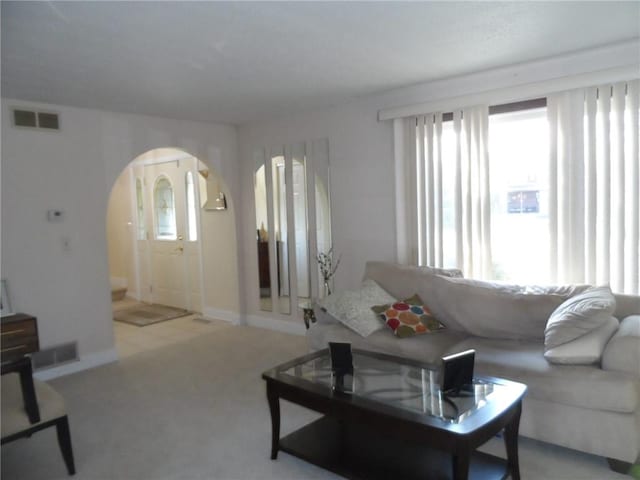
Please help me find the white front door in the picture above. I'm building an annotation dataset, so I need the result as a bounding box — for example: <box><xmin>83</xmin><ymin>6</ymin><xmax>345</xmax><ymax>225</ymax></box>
<box><xmin>136</xmin><ymin>158</ymin><xmax>203</xmax><ymax>311</ymax></box>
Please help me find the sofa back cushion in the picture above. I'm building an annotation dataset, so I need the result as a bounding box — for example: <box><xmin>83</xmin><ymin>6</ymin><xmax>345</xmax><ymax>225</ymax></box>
<box><xmin>613</xmin><ymin>293</ymin><xmax>640</xmax><ymax>319</ymax></box>
<box><xmin>429</xmin><ymin>275</ymin><xmax>589</xmax><ymax>340</ymax></box>
<box><xmin>363</xmin><ymin>261</ymin><xmax>588</xmax><ymax>340</ymax></box>
<box><xmin>544</xmin><ymin>286</ymin><xmax>617</xmax><ymax>348</ymax></box>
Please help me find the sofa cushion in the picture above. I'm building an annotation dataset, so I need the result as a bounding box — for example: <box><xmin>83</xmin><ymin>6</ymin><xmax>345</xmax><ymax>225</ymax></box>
<box><xmin>428</xmin><ymin>275</ymin><xmax>587</xmax><ymax>340</ymax></box>
<box><xmin>364</xmin><ymin>261</ymin><xmax>463</xmax><ymax>281</ymax></box>
<box><xmin>317</xmin><ymin>279</ymin><xmax>395</xmax><ymax>337</ymax></box>
<box><xmin>602</xmin><ymin>315</ymin><xmax>640</xmax><ymax>377</ymax></box>
<box><xmin>363</xmin><ymin>262</ymin><xmax>479</xmax><ymax>332</ymax></box>
<box><xmin>447</xmin><ymin>337</ymin><xmax>639</xmax><ymax>414</ymax></box>
<box><xmin>307</xmin><ymin>321</ymin><xmax>469</xmax><ymax>366</ymax></box>
<box><xmin>544</xmin><ymin>316</ymin><xmax>619</xmax><ymax>365</ymax></box>
<box><xmin>612</xmin><ymin>294</ymin><xmax>640</xmax><ymax>320</ymax></box>
<box><xmin>364</xmin><ymin>261</ymin><xmax>588</xmax><ymax>338</ymax></box>
<box><xmin>363</xmin><ymin>263</ymin><xmax>465</xmax><ymax>332</ymax></box>
<box><xmin>372</xmin><ymin>294</ymin><xmax>446</xmax><ymax>338</ymax></box>
<box><xmin>544</xmin><ymin>286</ymin><xmax>616</xmax><ymax>349</ymax></box>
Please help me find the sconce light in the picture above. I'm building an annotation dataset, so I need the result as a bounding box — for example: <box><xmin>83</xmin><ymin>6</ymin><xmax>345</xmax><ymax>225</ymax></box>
<box><xmin>203</xmin><ymin>172</ymin><xmax>228</xmax><ymax>211</ymax></box>
<box><xmin>209</xmin><ymin>191</ymin><xmax>227</xmax><ymax>211</ymax></box>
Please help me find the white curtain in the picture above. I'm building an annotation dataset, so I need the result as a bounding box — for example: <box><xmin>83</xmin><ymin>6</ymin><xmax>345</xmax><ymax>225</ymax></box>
<box><xmin>548</xmin><ymin>80</ymin><xmax>639</xmax><ymax>294</ymax></box>
<box><xmin>407</xmin><ymin>105</ymin><xmax>492</xmax><ymax>279</ymax></box>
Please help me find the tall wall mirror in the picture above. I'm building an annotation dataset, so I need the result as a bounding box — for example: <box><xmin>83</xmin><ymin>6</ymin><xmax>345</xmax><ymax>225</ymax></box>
<box><xmin>254</xmin><ymin>139</ymin><xmax>331</xmax><ymax>315</ymax></box>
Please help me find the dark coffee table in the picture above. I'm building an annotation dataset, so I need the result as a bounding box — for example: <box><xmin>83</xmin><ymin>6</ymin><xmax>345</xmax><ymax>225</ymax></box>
<box><xmin>262</xmin><ymin>348</ymin><xmax>527</xmax><ymax>480</ymax></box>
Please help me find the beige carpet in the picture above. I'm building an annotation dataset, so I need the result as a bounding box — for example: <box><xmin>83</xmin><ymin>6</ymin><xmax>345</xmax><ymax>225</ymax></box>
<box><xmin>113</xmin><ymin>303</ymin><xmax>190</xmax><ymax>327</ymax></box>
<box><xmin>0</xmin><ymin>324</ymin><xmax>631</xmax><ymax>480</ymax></box>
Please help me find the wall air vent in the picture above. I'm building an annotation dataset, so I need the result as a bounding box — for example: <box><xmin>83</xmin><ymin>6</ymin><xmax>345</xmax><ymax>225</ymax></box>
<box><xmin>12</xmin><ymin>108</ymin><xmax>60</xmax><ymax>131</ymax></box>
<box><xmin>31</xmin><ymin>341</ymin><xmax>79</xmax><ymax>370</ymax></box>
<box><xmin>13</xmin><ymin>109</ymin><xmax>37</xmax><ymax>127</ymax></box>
<box><xmin>37</xmin><ymin>112</ymin><xmax>60</xmax><ymax>130</ymax></box>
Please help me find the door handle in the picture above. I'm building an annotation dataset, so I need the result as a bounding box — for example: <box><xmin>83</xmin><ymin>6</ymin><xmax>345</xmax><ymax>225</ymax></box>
<box><xmin>174</xmin><ymin>246</ymin><xmax>184</xmax><ymax>253</ymax></box>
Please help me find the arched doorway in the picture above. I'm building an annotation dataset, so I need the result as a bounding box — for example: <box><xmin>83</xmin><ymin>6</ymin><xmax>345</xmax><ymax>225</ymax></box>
<box><xmin>107</xmin><ymin>147</ymin><xmax>236</xmax><ymax>356</ymax></box>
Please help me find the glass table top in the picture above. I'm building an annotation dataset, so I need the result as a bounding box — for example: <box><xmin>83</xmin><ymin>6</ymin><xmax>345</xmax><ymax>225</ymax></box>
<box><xmin>281</xmin><ymin>350</ymin><xmax>505</xmax><ymax>424</ymax></box>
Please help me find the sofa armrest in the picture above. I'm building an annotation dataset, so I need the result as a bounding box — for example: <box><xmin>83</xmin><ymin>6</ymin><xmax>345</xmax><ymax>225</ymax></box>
<box><xmin>602</xmin><ymin>315</ymin><xmax>640</xmax><ymax>377</ymax></box>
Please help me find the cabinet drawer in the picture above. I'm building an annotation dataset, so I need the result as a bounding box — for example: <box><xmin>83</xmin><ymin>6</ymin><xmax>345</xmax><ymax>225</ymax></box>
<box><xmin>1</xmin><ymin>320</ymin><xmax>37</xmax><ymax>347</ymax></box>
<box><xmin>1</xmin><ymin>340</ymin><xmax>39</xmax><ymax>360</ymax></box>
<box><xmin>1</xmin><ymin>315</ymin><xmax>39</xmax><ymax>362</ymax></box>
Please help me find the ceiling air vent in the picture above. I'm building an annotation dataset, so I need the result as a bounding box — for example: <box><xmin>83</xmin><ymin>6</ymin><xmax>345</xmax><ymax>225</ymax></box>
<box><xmin>12</xmin><ymin>108</ymin><xmax>60</xmax><ymax>131</ymax></box>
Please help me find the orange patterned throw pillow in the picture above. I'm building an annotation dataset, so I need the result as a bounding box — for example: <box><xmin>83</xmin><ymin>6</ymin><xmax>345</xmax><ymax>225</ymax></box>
<box><xmin>373</xmin><ymin>295</ymin><xmax>446</xmax><ymax>338</ymax></box>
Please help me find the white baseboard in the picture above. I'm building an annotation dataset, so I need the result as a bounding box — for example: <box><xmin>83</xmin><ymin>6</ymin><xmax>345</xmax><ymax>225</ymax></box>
<box><xmin>244</xmin><ymin>314</ymin><xmax>306</xmax><ymax>336</ymax></box>
<box><xmin>34</xmin><ymin>348</ymin><xmax>119</xmax><ymax>381</ymax></box>
<box><xmin>110</xmin><ymin>277</ymin><xmax>128</xmax><ymax>289</ymax></box>
<box><xmin>202</xmin><ymin>306</ymin><xmax>241</xmax><ymax>325</ymax></box>
<box><xmin>125</xmin><ymin>290</ymin><xmax>139</xmax><ymax>301</ymax></box>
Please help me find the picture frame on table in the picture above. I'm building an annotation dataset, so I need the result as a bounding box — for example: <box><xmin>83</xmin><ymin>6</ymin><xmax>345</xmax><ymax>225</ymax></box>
<box><xmin>1</xmin><ymin>279</ymin><xmax>13</xmax><ymax>317</ymax></box>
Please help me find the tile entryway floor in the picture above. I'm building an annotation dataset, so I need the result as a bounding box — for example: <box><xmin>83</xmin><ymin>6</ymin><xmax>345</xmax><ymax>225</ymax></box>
<box><xmin>112</xmin><ymin>298</ymin><xmax>233</xmax><ymax>358</ymax></box>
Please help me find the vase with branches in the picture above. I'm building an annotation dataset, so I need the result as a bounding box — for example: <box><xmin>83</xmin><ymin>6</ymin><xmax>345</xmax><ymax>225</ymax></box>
<box><xmin>317</xmin><ymin>247</ymin><xmax>341</xmax><ymax>297</ymax></box>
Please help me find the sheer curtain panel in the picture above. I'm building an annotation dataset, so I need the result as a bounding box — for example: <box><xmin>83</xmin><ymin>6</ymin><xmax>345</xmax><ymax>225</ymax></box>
<box><xmin>548</xmin><ymin>80</ymin><xmax>639</xmax><ymax>294</ymax></box>
<box><xmin>406</xmin><ymin>105</ymin><xmax>492</xmax><ymax>279</ymax></box>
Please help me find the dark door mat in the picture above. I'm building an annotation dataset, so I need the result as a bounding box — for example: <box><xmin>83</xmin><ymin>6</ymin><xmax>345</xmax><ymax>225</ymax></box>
<box><xmin>113</xmin><ymin>304</ymin><xmax>190</xmax><ymax>327</ymax></box>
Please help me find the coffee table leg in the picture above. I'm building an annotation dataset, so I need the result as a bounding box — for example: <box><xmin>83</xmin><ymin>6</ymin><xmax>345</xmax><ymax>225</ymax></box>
<box><xmin>267</xmin><ymin>382</ymin><xmax>280</xmax><ymax>460</ymax></box>
<box><xmin>504</xmin><ymin>400</ymin><xmax>522</xmax><ymax>480</ymax></box>
<box><xmin>452</xmin><ymin>451</ymin><xmax>470</xmax><ymax>480</ymax></box>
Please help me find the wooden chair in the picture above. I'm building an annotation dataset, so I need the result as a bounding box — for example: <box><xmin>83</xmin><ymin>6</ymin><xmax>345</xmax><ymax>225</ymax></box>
<box><xmin>1</xmin><ymin>357</ymin><xmax>75</xmax><ymax>475</ymax></box>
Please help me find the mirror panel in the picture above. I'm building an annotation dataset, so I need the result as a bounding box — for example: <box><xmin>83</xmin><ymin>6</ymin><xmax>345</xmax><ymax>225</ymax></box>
<box><xmin>312</xmin><ymin>139</ymin><xmax>332</xmax><ymax>298</ymax></box>
<box><xmin>292</xmin><ymin>144</ymin><xmax>310</xmax><ymax>304</ymax></box>
<box><xmin>255</xmin><ymin>163</ymin><xmax>272</xmax><ymax>311</ymax></box>
<box><xmin>255</xmin><ymin>139</ymin><xmax>330</xmax><ymax>314</ymax></box>
<box><xmin>273</xmin><ymin>154</ymin><xmax>291</xmax><ymax>314</ymax></box>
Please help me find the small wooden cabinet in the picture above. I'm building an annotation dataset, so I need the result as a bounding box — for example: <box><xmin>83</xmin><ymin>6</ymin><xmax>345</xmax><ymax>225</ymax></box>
<box><xmin>1</xmin><ymin>314</ymin><xmax>39</xmax><ymax>363</ymax></box>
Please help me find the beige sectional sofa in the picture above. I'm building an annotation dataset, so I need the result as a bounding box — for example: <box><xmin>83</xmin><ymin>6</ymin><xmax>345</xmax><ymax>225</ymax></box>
<box><xmin>307</xmin><ymin>261</ymin><xmax>640</xmax><ymax>468</ymax></box>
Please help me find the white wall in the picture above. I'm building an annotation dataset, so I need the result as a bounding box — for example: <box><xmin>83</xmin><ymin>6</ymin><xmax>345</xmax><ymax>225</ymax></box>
<box><xmin>1</xmin><ymin>99</ymin><xmax>238</xmax><ymax>368</ymax></box>
<box><xmin>238</xmin><ymin>41</ymin><xmax>640</xmax><ymax>321</ymax></box>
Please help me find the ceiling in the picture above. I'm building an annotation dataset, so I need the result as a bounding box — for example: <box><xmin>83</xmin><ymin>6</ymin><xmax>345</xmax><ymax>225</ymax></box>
<box><xmin>2</xmin><ymin>2</ymin><xmax>639</xmax><ymax>126</ymax></box>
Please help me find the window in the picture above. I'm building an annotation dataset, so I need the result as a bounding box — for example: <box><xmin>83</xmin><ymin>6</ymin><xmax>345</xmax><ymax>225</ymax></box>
<box><xmin>432</xmin><ymin>105</ymin><xmax>550</xmax><ymax>283</ymax></box>
<box><xmin>405</xmin><ymin>80</ymin><xmax>639</xmax><ymax>293</ymax></box>
<box><xmin>135</xmin><ymin>178</ymin><xmax>146</xmax><ymax>240</ymax></box>
<box><xmin>153</xmin><ymin>176</ymin><xmax>177</xmax><ymax>240</ymax></box>
<box><xmin>489</xmin><ymin>108</ymin><xmax>549</xmax><ymax>283</ymax></box>
<box><xmin>185</xmin><ymin>172</ymin><xmax>198</xmax><ymax>241</ymax></box>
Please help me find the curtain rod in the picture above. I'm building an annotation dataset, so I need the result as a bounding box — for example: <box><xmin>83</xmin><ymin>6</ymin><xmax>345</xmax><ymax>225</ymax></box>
<box><xmin>378</xmin><ymin>65</ymin><xmax>639</xmax><ymax>121</ymax></box>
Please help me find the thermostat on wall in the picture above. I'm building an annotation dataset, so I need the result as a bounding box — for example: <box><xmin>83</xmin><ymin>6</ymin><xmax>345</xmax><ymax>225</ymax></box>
<box><xmin>47</xmin><ymin>209</ymin><xmax>64</xmax><ymax>222</ymax></box>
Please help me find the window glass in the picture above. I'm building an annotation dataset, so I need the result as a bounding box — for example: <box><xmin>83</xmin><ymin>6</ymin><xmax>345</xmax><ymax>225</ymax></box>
<box><xmin>432</xmin><ymin>107</ymin><xmax>549</xmax><ymax>283</ymax></box>
<box><xmin>185</xmin><ymin>172</ymin><xmax>198</xmax><ymax>241</ymax></box>
<box><xmin>154</xmin><ymin>176</ymin><xmax>177</xmax><ymax>240</ymax></box>
<box><xmin>440</xmin><ymin>121</ymin><xmax>457</xmax><ymax>269</ymax></box>
<box><xmin>135</xmin><ymin>178</ymin><xmax>146</xmax><ymax>240</ymax></box>
<box><xmin>489</xmin><ymin>108</ymin><xmax>549</xmax><ymax>283</ymax></box>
